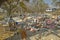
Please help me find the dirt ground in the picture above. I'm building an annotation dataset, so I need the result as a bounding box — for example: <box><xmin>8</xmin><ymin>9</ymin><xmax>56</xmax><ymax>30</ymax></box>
<box><xmin>0</xmin><ymin>26</ymin><xmax>60</xmax><ymax>40</ymax></box>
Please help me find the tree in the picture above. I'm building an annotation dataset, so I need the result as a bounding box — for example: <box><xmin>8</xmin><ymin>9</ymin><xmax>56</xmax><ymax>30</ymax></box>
<box><xmin>51</xmin><ymin>0</ymin><xmax>60</xmax><ymax>15</ymax></box>
<box><xmin>0</xmin><ymin>0</ymin><xmax>19</xmax><ymax>31</ymax></box>
<box><xmin>0</xmin><ymin>0</ymin><xmax>33</xmax><ymax>31</ymax></box>
<box><xmin>20</xmin><ymin>0</ymin><xmax>33</xmax><ymax>13</ymax></box>
<box><xmin>51</xmin><ymin>0</ymin><xmax>60</xmax><ymax>7</ymax></box>
<box><xmin>20</xmin><ymin>0</ymin><xmax>48</xmax><ymax>13</ymax></box>
<box><xmin>0</xmin><ymin>0</ymin><xmax>8</xmax><ymax>6</ymax></box>
<box><xmin>31</xmin><ymin>0</ymin><xmax>48</xmax><ymax>13</ymax></box>
<box><xmin>0</xmin><ymin>0</ymin><xmax>48</xmax><ymax>20</ymax></box>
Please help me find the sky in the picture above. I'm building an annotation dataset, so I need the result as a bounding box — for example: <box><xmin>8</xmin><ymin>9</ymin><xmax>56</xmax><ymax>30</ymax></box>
<box><xmin>44</xmin><ymin>0</ymin><xmax>60</xmax><ymax>8</ymax></box>
<box><xmin>44</xmin><ymin>0</ymin><xmax>58</xmax><ymax>8</ymax></box>
<box><xmin>44</xmin><ymin>0</ymin><xmax>52</xmax><ymax>5</ymax></box>
<box><xmin>29</xmin><ymin>0</ymin><xmax>59</xmax><ymax>8</ymax></box>
<box><xmin>44</xmin><ymin>0</ymin><xmax>54</xmax><ymax>8</ymax></box>
<box><xmin>30</xmin><ymin>0</ymin><xmax>52</xmax><ymax>5</ymax></box>
<box><xmin>29</xmin><ymin>0</ymin><xmax>52</xmax><ymax>5</ymax></box>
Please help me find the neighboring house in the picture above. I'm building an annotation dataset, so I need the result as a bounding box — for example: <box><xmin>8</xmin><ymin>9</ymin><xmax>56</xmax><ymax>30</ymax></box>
<box><xmin>46</xmin><ymin>8</ymin><xmax>52</xmax><ymax>12</ymax></box>
<box><xmin>46</xmin><ymin>8</ymin><xmax>57</xmax><ymax>12</ymax></box>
